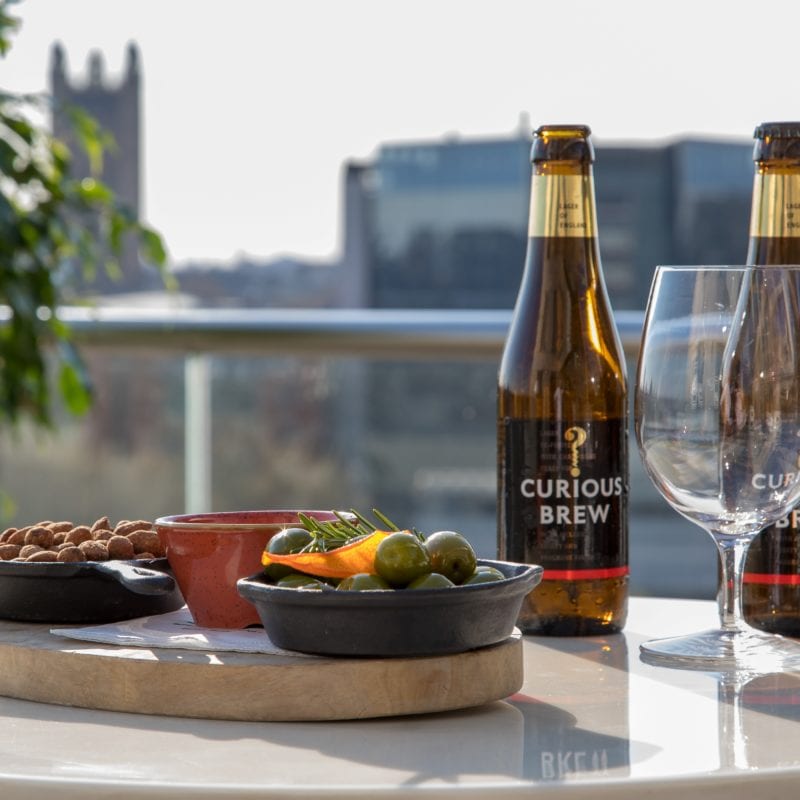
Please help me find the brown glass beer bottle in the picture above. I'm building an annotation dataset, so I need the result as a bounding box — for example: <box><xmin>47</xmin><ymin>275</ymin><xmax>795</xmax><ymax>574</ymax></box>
<box><xmin>742</xmin><ymin>121</ymin><xmax>800</xmax><ymax>635</ymax></box>
<box><xmin>497</xmin><ymin>124</ymin><xmax>629</xmax><ymax>635</ymax></box>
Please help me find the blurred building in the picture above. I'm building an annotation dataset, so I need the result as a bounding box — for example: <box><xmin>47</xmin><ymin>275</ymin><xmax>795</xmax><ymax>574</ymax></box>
<box><xmin>340</xmin><ymin>132</ymin><xmax>754</xmax><ymax>312</ymax></box>
<box><xmin>173</xmin><ymin>257</ymin><xmax>337</xmax><ymax>308</ymax></box>
<box><xmin>595</xmin><ymin>139</ymin><xmax>753</xmax><ymax>307</ymax></box>
<box><xmin>50</xmin><ymin>42</ymin><xmax>156</xmax><ymax>294</ymax></box>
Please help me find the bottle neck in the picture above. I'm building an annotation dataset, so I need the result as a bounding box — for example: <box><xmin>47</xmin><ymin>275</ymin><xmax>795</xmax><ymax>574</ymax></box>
<box><xmin>528</xmin><ymin>163</ymin><xmax>598</xmax><ymax>239</ymax></box>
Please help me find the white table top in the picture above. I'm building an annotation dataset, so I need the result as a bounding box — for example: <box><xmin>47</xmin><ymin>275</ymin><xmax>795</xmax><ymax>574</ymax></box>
<box><xmin>1</xmin><ymin>596</ymin><xmax>800</xmax><ymax>799</ymax></box>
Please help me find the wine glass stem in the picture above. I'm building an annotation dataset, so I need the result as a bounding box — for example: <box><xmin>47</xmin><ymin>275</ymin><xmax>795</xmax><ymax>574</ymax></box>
<box><xmin>716</xmin><ymin>536</ymin><xmax>752</xmax><ymax>633</ymax></box>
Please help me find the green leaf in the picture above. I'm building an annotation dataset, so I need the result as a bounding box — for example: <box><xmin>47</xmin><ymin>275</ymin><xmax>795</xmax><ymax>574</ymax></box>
<box><xmin>66</xmin><ymin>105</ymin><xmax>115</xmax><ymax>176</ymax></box>
<box><xmin>76</xmin><ymin>177</ymin><xmax>114</xmax><ymax>204</ymax></box>
<box><xmin>2</xmin><ymin>112</ymin><xmax>34</xmax><ymax>144</ymax></box>
<box><xmin>0</xmin><ymin>2</ymin><xmax>21</xmax><ymax>58</ymax></box>
<box><xmin>58</xmin><ymin>362</ymin><xmax>93</xmax><ymax>416</ymax></box>
<box><xmin>56</xmin><ymin>340</ymin><xmax>92</xmax><ymax>415</ymax></box>
<box><xmin>138</xmin><ymin>226</ymin><xmax>167</xmax><ymax>267</ymax></box>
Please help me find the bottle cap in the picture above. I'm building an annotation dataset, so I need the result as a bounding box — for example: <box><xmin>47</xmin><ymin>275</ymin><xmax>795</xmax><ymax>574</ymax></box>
<box><xmin>532</xmin><ymin>125</ymin><xmax>594</xmax><ymax>163</ymax></box>
<box><xmin>753</xmin><ymin>122</ymin><xmax>800</xmax><ymax>161</ymax></box>
<box><xmin>754</xmin><ymin>122</ymin><xmax>800</xmax><ymax>139</ymax></box>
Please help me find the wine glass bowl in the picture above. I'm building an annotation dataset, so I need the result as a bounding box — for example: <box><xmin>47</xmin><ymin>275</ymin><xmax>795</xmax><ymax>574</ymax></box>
<box><xmin>635</xmin><ymin>266</ymin><xmax>800</xmax><ymax>670</ymax></box>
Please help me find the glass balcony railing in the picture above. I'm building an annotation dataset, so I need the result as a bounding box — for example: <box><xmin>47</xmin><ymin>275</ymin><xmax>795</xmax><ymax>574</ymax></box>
<box><xmin>0</xmin><ymin>306</ymin><xmax>716</xmax><ymax>599</ymax></box>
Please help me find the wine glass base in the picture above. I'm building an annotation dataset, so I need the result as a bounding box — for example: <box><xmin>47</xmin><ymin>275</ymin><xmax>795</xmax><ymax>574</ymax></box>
<box><xmin>640</xmin><ymin>627</ymin><xmax>800</xmax><ymax>672</ymax></box>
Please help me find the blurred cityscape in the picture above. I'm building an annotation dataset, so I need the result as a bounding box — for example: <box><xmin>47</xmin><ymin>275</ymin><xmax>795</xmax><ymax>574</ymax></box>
<box><xmin>49</xmin><ymin>43</ymin><xmax>754</xmax><ymax>310</ymax></box>
<box><xmin>2</xmin><ymin>44</ymin><xmax>755</xmax><ymax>597</ymax></box>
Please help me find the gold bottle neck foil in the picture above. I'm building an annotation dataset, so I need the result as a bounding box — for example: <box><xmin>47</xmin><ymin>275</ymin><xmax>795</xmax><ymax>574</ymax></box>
<box><xmin>528</xmin><ymin>173</ymin><xmax>597</xmax><ymax>238</ymax></box>
<box><xmin>749</xmin><ymin>172</ymin><xmax>800</xmax><ymax>238</ymax></box>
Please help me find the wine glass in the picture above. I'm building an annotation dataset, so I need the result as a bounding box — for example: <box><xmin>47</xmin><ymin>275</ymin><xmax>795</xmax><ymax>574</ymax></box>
<box><xmin>635</xmin><ymin>266</ymin><xmax>800</xmax><ymax>670</ymax></box>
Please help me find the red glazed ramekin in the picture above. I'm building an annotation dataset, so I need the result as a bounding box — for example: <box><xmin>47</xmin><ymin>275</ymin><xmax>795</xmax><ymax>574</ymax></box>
<box><xmin>155</xmin><ymin>510</ymin><xmax>344</xmax><ymax>629</ymax></box>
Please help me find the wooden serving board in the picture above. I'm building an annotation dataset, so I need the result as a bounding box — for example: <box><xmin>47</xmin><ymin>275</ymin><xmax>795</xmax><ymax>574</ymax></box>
<box><xmin>0</xmin><ymin>620</ymin><xmax>522</xmax><ymax>722</ymax></box>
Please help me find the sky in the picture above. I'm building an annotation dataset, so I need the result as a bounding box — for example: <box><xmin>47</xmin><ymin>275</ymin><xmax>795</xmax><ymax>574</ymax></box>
<box><xmin>4</xmin><ymin>0</ymin><xmax>800</xmax><ymax>266</ymax></box>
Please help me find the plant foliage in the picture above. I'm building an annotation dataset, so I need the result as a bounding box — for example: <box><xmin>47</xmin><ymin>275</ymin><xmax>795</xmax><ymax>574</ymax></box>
<box><xmin>0</xmin><ymin>0</ymin><xmax>168</xmax><ymax>427</ymax></box>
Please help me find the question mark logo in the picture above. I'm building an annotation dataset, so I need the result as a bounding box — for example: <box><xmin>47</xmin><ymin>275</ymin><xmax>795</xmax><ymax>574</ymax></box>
<box><xmin>565</xmin><ymin>426</ymin><xmax>588</xmax><ymax>477</ymax></box>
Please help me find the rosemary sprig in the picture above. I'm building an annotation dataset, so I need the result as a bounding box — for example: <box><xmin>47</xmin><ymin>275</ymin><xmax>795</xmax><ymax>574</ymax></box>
<box><xmin>371</xmin><ymin>508</ymin><xmax>401</xmax><ymax>531</ymax></box>
<box><xmin>368</xmin><ymin>508</ymin><xmax>423</xmax><ymax>540</ymax></box>
<box><xmin>295</xmin><ymin>508</ymin><xmax>421</xmax><ymax>552</ymax></box>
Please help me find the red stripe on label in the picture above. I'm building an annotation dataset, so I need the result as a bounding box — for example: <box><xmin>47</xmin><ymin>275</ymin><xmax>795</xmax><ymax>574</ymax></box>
<box><xmin>542</xmin><ymin>566</ymin><xmax>629</xmax><ymax>581</ymax></box>
<box><xmin>742</xmin><ymin>693</ymin><xmax>800</xmax><ymax>706</ymax></box>
<box><xmin>743</xmin><ymin>572</ymin><xmax>800</xmax><ymax>586</ymax></box>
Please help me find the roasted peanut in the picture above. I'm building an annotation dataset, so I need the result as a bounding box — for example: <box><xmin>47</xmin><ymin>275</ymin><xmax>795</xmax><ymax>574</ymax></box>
<box><xmin>8</xmin><ymin>529</ymin><xmax>28</xmax><ymax>546</ymax></box>
<box><xmin>27</xmin><ymin>550</ymin><xmax>58</xmax><ymax>562</ymax></box>
<box><xmin>65</xmin><ymin>526</ymin><xmax>93</xmax><ymax>546</ymax></box>
<box><xmin>25</xmin><ymin>526</ymin><xmax>54</xmax><ymax>549</ymax></box>
<box><xmin>106</xmin><ymin>535</ymin><xmax>135</xmax><ymax>560</ymax></box>
<box><xmin>113</xmin><ymin>520</ymin><xmax>153</xmax><ymax>538</ymax></box>
<box><xmin>0</xmin><ymin>528</ymin><xmax>17</xmax><ymax>543</ymax></box>
<box><xmin>0</xmin><ymin>544</ymin><xmax>21</xmax><ymax>560</ymax></box>
<box><xmin>127</xmin><ymin>530</ymin><xmax>164</xmax><ymax>557</ymax></box>
<box><xmin>78</xmin><ymin>540</ymin><xmax>109</xmax><ymax>561</ymax></box>
<box><xmin>47</xmin><ymin>521</ymin><xmax>74</xmax><ymax>534</ymax></box>
<box><xmin>90</xmin><ymin>516</ymin><xmax>111</xmax><ymax>534</ymax></box>
<box><xmin>19</xmin><ymin>544</ymin><xmax>43</xmax><ymax>559</ymax></box>
<box><xmin>56</xmin><ymin>546</ymin><xmax>83</xmax><ymax>563</ymax></box>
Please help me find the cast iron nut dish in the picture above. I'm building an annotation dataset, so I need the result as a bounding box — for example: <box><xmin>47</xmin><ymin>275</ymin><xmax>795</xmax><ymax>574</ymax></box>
<box><xmin>237</xmin><ymin>510</ymin><xmax>543</xmax><ymax>657</ymax></box>
<box><xmin>0</xmin><ymin>517</ymin><xmax>184</xmax><ymax>623</ymax></box>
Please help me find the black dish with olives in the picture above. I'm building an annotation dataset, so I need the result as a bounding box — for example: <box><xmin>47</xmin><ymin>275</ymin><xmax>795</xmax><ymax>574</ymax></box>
<box><xmin>237</xmin><ymin>558</ymin><xmax>543</xmax><ymax>657</ymax></box>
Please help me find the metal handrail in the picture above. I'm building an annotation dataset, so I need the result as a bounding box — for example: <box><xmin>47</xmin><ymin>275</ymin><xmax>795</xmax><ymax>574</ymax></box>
<box><xmin>30</xmin><ymin>305</ymin><xmax>646</xmax><ymax>512</ymax></box>
<box><xmin>54</xmin><ymin>306</ymin><xmax>645</xmax><ymax>359</ymax></box>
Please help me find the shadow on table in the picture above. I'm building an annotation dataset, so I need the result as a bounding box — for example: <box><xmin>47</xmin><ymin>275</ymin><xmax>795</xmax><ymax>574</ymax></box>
<box><xmin>0</xmin><ymin>693</ymin><xmax>651</xmax><ymax>785</ymax></box>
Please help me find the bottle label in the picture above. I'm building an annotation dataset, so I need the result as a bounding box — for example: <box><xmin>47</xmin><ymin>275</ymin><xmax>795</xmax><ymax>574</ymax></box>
<box><xmin>529</xmin><ymin>174</ymin><xmax>596</xmax><ymax>238</ymax></box>
<box><xmin>500</xmin><ymin>418</ymin><xmax>628</xmax><ymax>578</ymax></box>
<box><xmin>744</xmin><ymin>514</ymin><xmax>800</xmax><ymax>583</ymax></box>
<box><xmin>749</xmin><ymin>173</ymin><xmax>800</xmax><ymax>238</ymax></box>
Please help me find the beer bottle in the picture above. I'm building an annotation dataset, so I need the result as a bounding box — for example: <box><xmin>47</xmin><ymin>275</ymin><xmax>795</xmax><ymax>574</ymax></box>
<box><xmin>497</xmin><ymin>124</ymin><xmax>628</xmax><ymax>636</ymax></box>
<box><xmin>742</xmin><ymin>121</ymin><xmax>800</xmax><ymax>635</ymax></box>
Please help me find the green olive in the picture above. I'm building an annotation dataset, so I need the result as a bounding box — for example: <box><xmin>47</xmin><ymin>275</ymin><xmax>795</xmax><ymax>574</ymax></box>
<box><xmin>269</xmin><ymin>527</ymin><xmax>313</xmax><ymax>554</ymax></box>
<box><xmin>374</xmin><ymin>532</ymin><xmax>432</xmax><ymax>587</ymax></box>
<box><xmin>462</xmin><ymin>566</ymin><xmax>506</xmax><ymax>585</ymax></box>
<box><xmin>423</xmin><ymin>531</ymin><xmax>477</xmax><ymax>584</ymax></box>
<box><xmin>264</xmin><ymin>527</ymin><xmax>314</xmax><ymax>580</ymax></box>
<box><xmin>276</xmin><ymin>573</ymin><xmax>325</xmax><ymax>590</ymax></box>
<box><xmin>336</xmin><ymin>573</ymin><xmax>392</xmax><ymax>591</ymax></box>
<box><xmin>406</xmin><ymin>572</ymin><xmax>455</xmax><ymax>590</ymax></box>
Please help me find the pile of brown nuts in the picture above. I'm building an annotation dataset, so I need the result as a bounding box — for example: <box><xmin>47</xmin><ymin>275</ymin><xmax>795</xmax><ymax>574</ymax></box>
<box><xmin>0</xmin><ymin>517</ymin><xmax>165</xmax><ymax>563</ymax></box>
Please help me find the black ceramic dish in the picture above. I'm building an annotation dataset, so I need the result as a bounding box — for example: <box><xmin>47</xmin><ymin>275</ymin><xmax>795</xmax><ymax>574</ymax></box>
<box><xmin>237</xmin><ymin>559</ymin><xmax>543</xmax><ymax>657</ymax></box>
<box><xmin>0</xmin><ymin>558</ymin><xmax>184</xmax><ymax>623</ymax></box>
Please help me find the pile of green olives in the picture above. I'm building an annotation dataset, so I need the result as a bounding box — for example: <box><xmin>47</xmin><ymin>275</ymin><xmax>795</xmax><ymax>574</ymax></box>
<box><xmin>264</xmin><ymin>529</ymin><xmax>505</xmax><ymax>591</ymax></box>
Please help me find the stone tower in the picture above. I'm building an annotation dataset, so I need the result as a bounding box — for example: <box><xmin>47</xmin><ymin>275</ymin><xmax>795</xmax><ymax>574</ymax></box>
<box><xmin>50</xmin><ymin>42</ymin><xmax>144</xmax><ymax>293</ymax></box>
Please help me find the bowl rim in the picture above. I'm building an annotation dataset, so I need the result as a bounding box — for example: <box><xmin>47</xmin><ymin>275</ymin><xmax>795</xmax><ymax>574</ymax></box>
<box><xmin>0</xmin><ymin>556</ymin><xmax>169</xmax><ymax>578</ymax></box>
<box><xmin>154</xmin><ymin>509</ymin><xmax>354</xmax><ymax>531</ymax></box>
<box><xmin>237</xmin><ymin>559</ymin><xmax>543</xmax><ymax>607</ymax></box>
